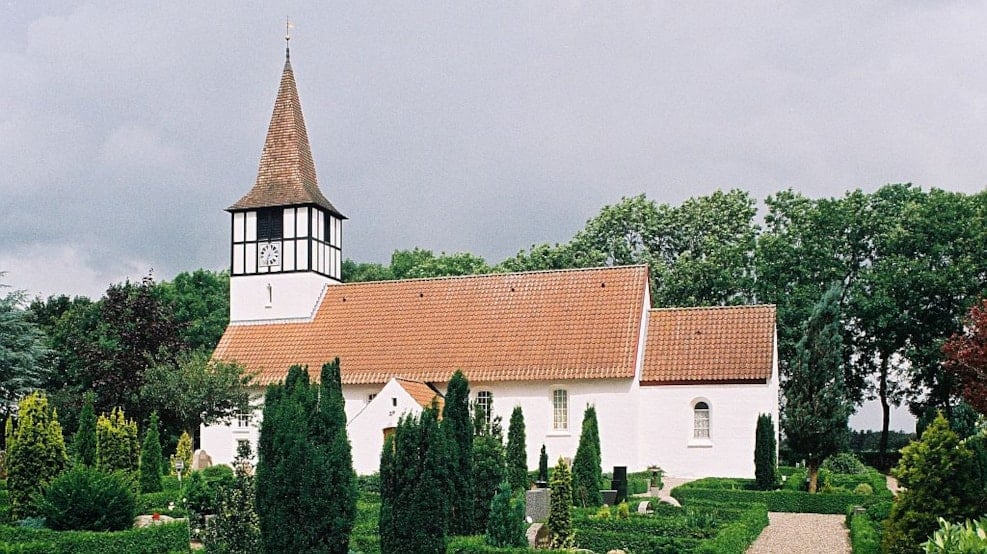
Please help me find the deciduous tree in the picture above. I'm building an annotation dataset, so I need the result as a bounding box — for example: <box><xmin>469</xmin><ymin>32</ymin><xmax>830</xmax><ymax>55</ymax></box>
<box><xmin>944</xmin><ymin>298</ymin><xmax>987</xmax><ymax>417</ymax></box>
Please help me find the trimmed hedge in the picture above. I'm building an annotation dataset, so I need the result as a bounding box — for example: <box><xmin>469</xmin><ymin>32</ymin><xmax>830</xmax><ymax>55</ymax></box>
<box><xmin>446</xmin><ymin>535</ymin><xmax>539</xmax><ymax>553</ymax></box>
<box><xmin>845</xmin><ymin>502</ymin><xmax>891</xmax><ymax>554</ymax></box>
<box><xmin>672</xmin><ymin>478</ymin><xmax>885</xmax><ymax>514</ymax></box>
<box><xmin>696</xmin><ymin>501</ymin><xmax>769</xmax><ymax>554</ymax></box>
<box><xmin>0</xmin><ymin>522</ymin><xmax>189</xmax><ymax>553</ymax></box>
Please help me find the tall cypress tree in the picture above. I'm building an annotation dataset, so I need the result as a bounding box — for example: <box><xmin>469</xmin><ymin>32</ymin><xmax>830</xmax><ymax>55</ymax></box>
<box><xmin>782</xmin><ymin>284</ymin><xmax>851</xmax><ymax>493</ymax></box>
<box><xmin>472</xmin><ymin>411</ymin><xmax>505</xmax><ymax>533</ymax></box>
<box><xmin>753</xmin><ymin>413</ymin><xmax>777</xmax><ymax>491</ymax></box>
<box><xmin>256</xmin><ymin>362</ymin><xmax>357</xmax><ymax>553</ymax></box>
<box><xmin>442</xmin><ymin>370</ymin><xmax>475</xmax><ymax>534</ymax></box>
<box><xmin>139</xmin><ymin>411</ymin><xmax>163</xmax><ymax>493</ymax></box>
<box><xmin>571</xmin><ymin>404</ymin><xmax>603</xmax><ymax>506</ymax></box>
<box><xmin>72</xmin><ymin>392</ymin><xmax>97</xmax><ymax>467</ymax></box>
<box><xmin>505</xmin><ymin>406</ymin><xmax>528</xmax><ymax>492</ymax></box>
<box><xmin>380</xmin><ymin>406</ymin><xmax>450</xmax><ymax>554</ymax></box>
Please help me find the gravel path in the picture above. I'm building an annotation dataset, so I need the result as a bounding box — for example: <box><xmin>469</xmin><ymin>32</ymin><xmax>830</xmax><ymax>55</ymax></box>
<box><xmin>746</xmin><ymin>512</ymin><xmax>851</xmax><ymax>554</ymax></box>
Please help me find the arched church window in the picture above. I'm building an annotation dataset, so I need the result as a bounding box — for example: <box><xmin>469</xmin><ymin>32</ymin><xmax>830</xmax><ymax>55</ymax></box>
<box><xmin>693</xmin><ymin>401</ymin><xmax>710</xmax><ymax>439</ymax></box>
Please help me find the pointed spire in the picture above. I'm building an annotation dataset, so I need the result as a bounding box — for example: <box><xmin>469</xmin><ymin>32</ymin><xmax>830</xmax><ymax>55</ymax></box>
<box><xmin>229</xmin><ymin>48</ymin><xmax>343</xmax><ymax>217</ymax></box>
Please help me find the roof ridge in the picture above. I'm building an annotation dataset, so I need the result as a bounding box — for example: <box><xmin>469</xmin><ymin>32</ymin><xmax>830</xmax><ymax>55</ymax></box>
<box><xmin>338</xmin><ymin>264</ymin><xmax>649</xmax><ymax>287</ymax></box>
<box><xmin>649</xmin><ymin>303</ymin><xmax>776</xmax><ymax>312</ymax></box>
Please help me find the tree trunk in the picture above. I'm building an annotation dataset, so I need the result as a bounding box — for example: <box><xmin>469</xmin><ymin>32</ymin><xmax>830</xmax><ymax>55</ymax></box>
<box><xmin>808</xmin><ymin>460</ymin><xmax>820</xmax><ymax>493</ymax></box>
<box><xmin>879</xmin><ymin>357</ymin><xmax>890</xmax><ymax>471</ymax></box>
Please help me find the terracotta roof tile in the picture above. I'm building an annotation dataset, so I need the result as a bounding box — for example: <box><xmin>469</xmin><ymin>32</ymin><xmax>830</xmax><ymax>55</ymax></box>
<box><xmin>396</xmin><ymin>378</ymin><xmax>444</xmax><ymax>410</ymax></box>
<box><xmin>641</xmin><ymin>305</ymin><xmax>775</xmax><ymax>384</ymax></box>
<box><xmin>214</xmin><ymin>265</ymin><xmax>649</xmax><ymax>385</ymax></box>
<box><xmin>228</xmin><ymin>55</ymin><xmax>343</xmax><ymax>217</ymax></box>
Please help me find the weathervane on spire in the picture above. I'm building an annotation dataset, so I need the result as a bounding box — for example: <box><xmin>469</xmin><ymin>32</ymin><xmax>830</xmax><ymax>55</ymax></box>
<box><xmin>285</xmin><ymin>16</ymin><xmax>293</xmax><ymax>59</ymax></box>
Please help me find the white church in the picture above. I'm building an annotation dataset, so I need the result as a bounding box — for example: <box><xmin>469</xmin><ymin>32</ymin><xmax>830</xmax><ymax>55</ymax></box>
<box><xmin>200</xmin><ymin>49</ymin><xmax>779</xmax><ymax>479</ymax></box>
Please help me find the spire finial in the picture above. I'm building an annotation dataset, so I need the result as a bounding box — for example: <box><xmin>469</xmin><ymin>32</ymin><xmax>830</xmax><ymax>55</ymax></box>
<box><xmin>285</xmin><ymin>16</ymin><xmax>293</xmax><ymax>59</ymax></box>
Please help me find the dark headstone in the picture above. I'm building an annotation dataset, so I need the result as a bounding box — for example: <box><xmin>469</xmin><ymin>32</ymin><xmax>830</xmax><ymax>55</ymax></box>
<box><xmin>611</xmin><ymin>466</ymin><xmax>627</xmax><ymax>503</ymax></box>
<box><xmin>601</xmin><ymin>489</ymin><xmax>617</xmax><ymax>506</ymax></box>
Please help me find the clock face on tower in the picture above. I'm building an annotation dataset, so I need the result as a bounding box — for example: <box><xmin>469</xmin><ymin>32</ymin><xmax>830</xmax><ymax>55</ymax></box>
<box><xmin>259</xmin><ymin>242</ymin><xmax>281</xmax><ymax>267</ymax></box>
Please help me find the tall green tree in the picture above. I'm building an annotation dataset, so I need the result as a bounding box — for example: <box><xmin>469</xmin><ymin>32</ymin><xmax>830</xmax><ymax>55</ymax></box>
<box><xmin>6</xmin><ymin>391</ymin><xmax>68</xmax><ymax>519</ymax></box>
<box><xmin>505</xmin><ymin>406</ymin><xmax>528</xmax><ymax>492</ymax></box>
<box><xmin>139</xmin><ymin>411</ymin><xmax>163</xmax><ymax>493</ymax></box>
<box><xmin>379</xmin><ymin>405</ymin><xmax>450</xmax><ymax>554</ymax></box>
<box><xmin>754</xmin><ymin>413</ymin><xmax>777</xmax><ymax>491</ymax></box>
<box><xmin>0</xmin><ymin>280</ymin><xmax>47</xmax><ymax>417</ymax></box>
<box><xmin>571</xmin><ymin>404</ymin><xmax>603</xmax><ymax>507</ymax></box>
<box><xmin>72</xmin><ymin>392</ymin><xmax>97</xmax><ymax>466</ymax></box>
<box><xmin>256</xmin><ymin>363</ymin><xmax>357</xmax><ymax>553</ymax></box>
<box><xmin>782</xmin><ymin>285</ymin><xmax>852</xmax><ymax>493</ymax></box>
<box><xmin>472</xmin><ymin>412</ymin><xmax>505</xmax><ymax>533</ymax></box>
<box><xmin>442</xmin><ymin>370</ymin><xmax>475</xmax><ymax>534</ymax></box>
<box><xmin>548</xmin><ymin>457</ymin><xmax>574</xmax><ymax>549</ymax></box>
<box><xmin>155</xmin><ymin>269</ymin><xmax>230</xmax><ymax>353</ymax></box>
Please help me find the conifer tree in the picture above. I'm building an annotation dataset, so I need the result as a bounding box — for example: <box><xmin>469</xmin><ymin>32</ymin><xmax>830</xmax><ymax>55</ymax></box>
<box><xmin>256</xmin><ymin>363</ymin><xmax>358</xmax><ymax>553</ymax></box>
<box><xmin>380</xmin><ymin>405</ymin><xmax>450</xmax><ymax>554</ymax></box>
<box><xmin>754</xmin><ymin>413</ymin><xmax>777</xmax><ymax>490</ymax></box>
<box><xmin>485</xmin><ymin>481</ymin><xmax>527</xmax><ymax>548</ymax></box>
<box><xmin>139</xmin><ymin>411</ymin><xmax>163</xmax><ymax>493</ymax></box>
<box><xmin>205</xmin><ymin>440</ymin><xmax>262</xmax><ymax>554</ymax></box>
<box><xmin>171</xmin><ymin>430</ymin><xmax>193</xmax><ymax>475</ymax></box>
<box><xmin>442</xmin><ymin>370</ymin><xmax>475</xmax><ymax>534</ymax></box>
<box><xmin>72</xmin><ymin>392</ymin><xmax>97</xmax><ymax>466</ymax></box>
<box><xmin>505</xmin><ymin>405</ymin><xmax>528</xmax><ymax>492</ymax></box>
<box><xmin>548</xmin><ymin>457</ymin><xmax>574</xmax><ymax>549</ymax></box>
<box><xmin>472</xmin><ymin>412</ymin><xmax>505</xmax><ymax>533</ymax></box>
<box><xmin>538</xmin><ymin>444</ymin><xmax>549</xmax><ymax>484</ymax></box>
<box><xmin>782</xmin><ymin>285</ymin><xmax>851</xmax><ymax>493</ymax></box>
<box><xmin>96</xmin><ymin>407</ymin><xmax>139</xmax><ymax>474</ymax></box>
<box><xmin>883</xmin><ymin>414</ymin><xmax>984</xmax><ymax>553</ymax></box>
<box><xmin>571</xmin><ymin>404</ymin><xmax>603</xmax><ymax>506</ymax></box>
<box><xmin>6</xmin><ymin>391</ymin><xmax>68</xmax><ymax>519</ymax></box>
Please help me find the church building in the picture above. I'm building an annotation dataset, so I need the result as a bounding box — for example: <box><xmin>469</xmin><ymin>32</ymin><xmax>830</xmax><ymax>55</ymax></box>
<box><xmin>200</xmin><ymin>49</ymin><xmax>779</xmax><ymax>479</ymax></box>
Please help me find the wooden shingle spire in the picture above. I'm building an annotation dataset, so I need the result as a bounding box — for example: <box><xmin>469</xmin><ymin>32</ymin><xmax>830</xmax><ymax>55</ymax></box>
<box><xmin>229</xmin><ymin>49</ymin><xmax>343</xmax><ymax>217</ymax></box>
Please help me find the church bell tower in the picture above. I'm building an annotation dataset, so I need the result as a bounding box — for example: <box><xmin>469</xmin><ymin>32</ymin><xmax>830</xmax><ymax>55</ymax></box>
<box><xmin>227</xmin><ymin>46</ymin><xmax>345</xmax><ymax>322</ymax></box>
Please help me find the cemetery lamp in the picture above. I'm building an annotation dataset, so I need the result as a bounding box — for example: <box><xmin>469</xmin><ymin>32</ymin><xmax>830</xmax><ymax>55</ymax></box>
<box><xmin>175</xmin><ymin>458</ymin><xmax>185</xmax><ymax>486</ymax></box>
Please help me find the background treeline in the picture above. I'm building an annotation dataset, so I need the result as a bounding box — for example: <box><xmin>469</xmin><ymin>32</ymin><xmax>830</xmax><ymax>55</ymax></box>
<box><xmin>346</xmin><ymin>184</ymin><xmax>987</xmax><ymax>459</ymax></box>
<box><xmin>2</xmin><ymin>184</ymin><xmax>985</xmax><ymax>463</ymax></box>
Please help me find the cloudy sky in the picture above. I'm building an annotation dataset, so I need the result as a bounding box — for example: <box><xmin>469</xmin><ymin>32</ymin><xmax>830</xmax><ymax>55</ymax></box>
<box><xmin>4</xmin><ymin>2</ymin><xmax>986</xmax><ymax>429</ymax></box>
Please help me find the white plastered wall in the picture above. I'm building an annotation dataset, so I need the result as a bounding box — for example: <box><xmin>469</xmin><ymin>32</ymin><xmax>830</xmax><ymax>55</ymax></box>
<box><xmin>347</xmin><ymin>379</ymin><xmax>432</xmax><ymax>474</ymax></box>
<box><xmin>229</xmin><ymin>273</ymin><xmax>331</xmax><ymax>322</ymax></box>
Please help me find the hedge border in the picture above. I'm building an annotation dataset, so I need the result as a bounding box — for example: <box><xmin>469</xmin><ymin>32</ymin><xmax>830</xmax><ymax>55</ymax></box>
<box><xmin>672</xmin><ymin>479</ymin><xmax>885</xmax><ymax>514</ymax></box>
<box><xmin>0</xmin><ymin>521</ymin><xmax>189</xmax><ymax>554</ymax></box>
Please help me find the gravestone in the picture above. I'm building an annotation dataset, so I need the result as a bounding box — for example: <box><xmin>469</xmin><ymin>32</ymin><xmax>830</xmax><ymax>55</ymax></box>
<box><xmin>610</xmin><ymin>466</ymin><xmax>627</xmax><ymax>503</ymax></box>
<box><xmin>191</xmin><ymin>449</ymin><xmax>213</xmax><ymax>471</ymax></box>
<box><xmin>526</xmin><ymin>523</ymin><xmax>550</xmax><ymax>548</ymax></box>
<box><xmin>601</xmin><ymin>489</ymin><xmax>617</xmax><ymax>506</ymax></box>
<box><xmin>525</xmin><ymin>488</ymin><xmax>551</xmax><ymax>523</ymax></box>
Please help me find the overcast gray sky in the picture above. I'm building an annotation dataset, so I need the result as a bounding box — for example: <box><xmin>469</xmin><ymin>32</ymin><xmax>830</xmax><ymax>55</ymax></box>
<box><xmin>4</xmin><ymin>2</ymin><xmax>986</xmax><ymax>430</ymax></box>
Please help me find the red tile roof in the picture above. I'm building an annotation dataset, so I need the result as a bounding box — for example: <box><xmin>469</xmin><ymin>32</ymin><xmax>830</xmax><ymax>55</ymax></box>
<box><xmin>228</xmin><ymin>55</ymin><xmax>343</xmax><ymax>217</ymax></box>
<box><xmin>396</xmin><ymin>378</ymin><xmax>444</xmax><ymax>410</ymax></box>
<box><xmin>214</xmin><ymin>266</ymin><xmax>650</xmax><ymax>385</ymax></box>
<box><xmin>641</xmin><ymin>305</ymin><xmax>775</xmax><ymax>384</ymax></box>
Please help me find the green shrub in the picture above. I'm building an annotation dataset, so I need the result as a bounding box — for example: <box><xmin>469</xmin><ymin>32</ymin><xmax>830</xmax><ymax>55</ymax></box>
<box><xmin>846</xmin><ymin>506</ymin><xmax>882</xmax><ymax>554</ymax></box>
<box><xmin>695</xmin><ymin>502</ymin><xmax>769</xmax><ymax>554</ymax></box>
<box><xmin>6</xmin><ymin>392</ymin><xmax>69</xmax><ymax>519</ymax></box>
<box><xmin>36</xmin><ymin>466</ymin><xmax>136</xmax><ymax>531</ymax></box>
<box><xmin>136</xmin><ymin>490</ymin><xmax>184</xmax><ymax>517</ymax></box>
<box><xmin>923</xmin><ymin>517</ymin><xmax>987</xmax><ymax>553</ymax></box>
<box><xmin>627</xmin><ymin>476</ymin><xmax>650</xmax><ymax>495</ymax></box>
<box><xmin>853</xmin><ymin>483</ymin><xmax>873</xmax><ymax>496</ymax></box>
<box><xmin>0</xmin><ymin>521</ymin><xmax>189</xmax><ymax>553</ymax></box>
<box><xmin>671</xmin><ymin>478</ymin><xmax>884</xmax><ymax>514</ymax></box>
<box><xmin>485</xmin><ymin>482</ymin><xmax>526</xmax><ymax>548</ymax></box>
<box><xmin>357</xmin><ymin>472</ymin><xmax>381</xmax><ymax>494</ymax></box>
<box><xmin>823</xmin><ymin>452</ymin><xmax>868</xmax><ymax>475</ymax></box>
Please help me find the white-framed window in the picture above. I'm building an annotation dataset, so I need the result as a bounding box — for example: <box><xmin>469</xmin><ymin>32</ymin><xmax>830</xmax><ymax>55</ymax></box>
<box><xmin>553</xmin><ymin>389</ymin><xmax>568</xmax><ymax>431</ymax></box>
<box><xmin>236</xmin><ymin>411</ymin><xmax>251</xmax><ymax>428</ymax></box>
<box><xmin>693</xmin><ymin>401</ymin><xmax>710</xmax><ymax>439</ymax></box>
<box><xmin>476</xmin><ymin>390</ymin><xmax>493</xmax><ymax>425</ymax></box>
